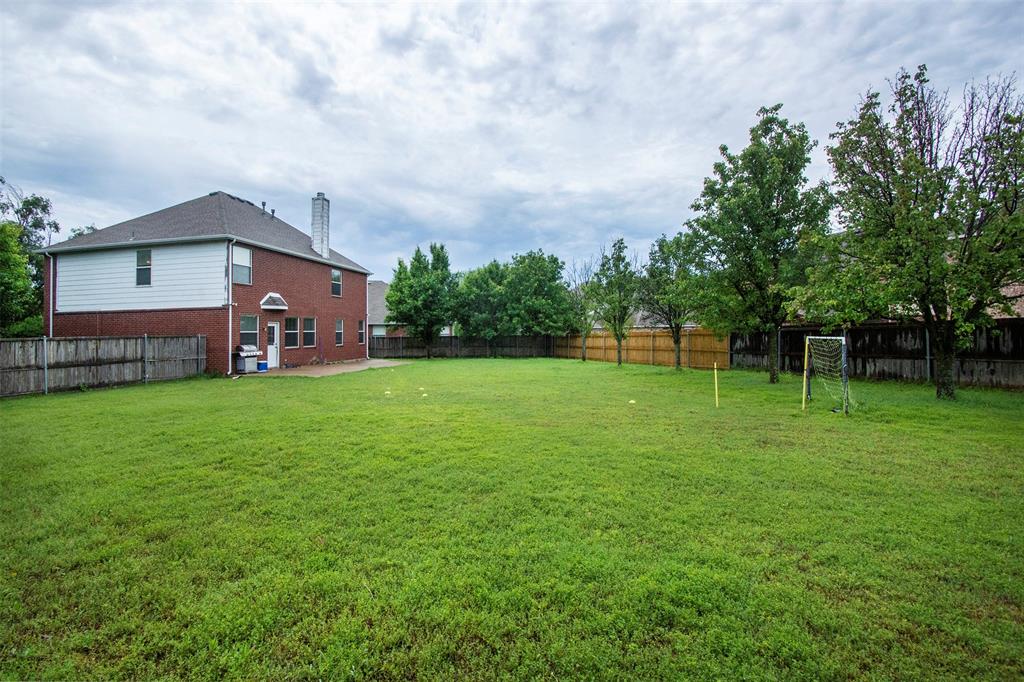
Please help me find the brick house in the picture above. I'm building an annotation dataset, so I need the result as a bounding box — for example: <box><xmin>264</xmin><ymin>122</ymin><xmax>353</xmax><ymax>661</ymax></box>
<box><xmin>367</xmin><ymin>280</ymin><xmax>404</xmax><ymax>338</ymax></box>
<box><xmin>40</xmin><ymin>191</ymin><xmax>370</xmax><ymax>374</ymax></box>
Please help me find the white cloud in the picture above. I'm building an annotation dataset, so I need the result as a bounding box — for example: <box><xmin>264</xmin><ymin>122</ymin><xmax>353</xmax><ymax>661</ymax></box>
<box><xmin>1</xmin><ymin>1</ymin><xmax>1021</xmax><ymax>277</ymax></box>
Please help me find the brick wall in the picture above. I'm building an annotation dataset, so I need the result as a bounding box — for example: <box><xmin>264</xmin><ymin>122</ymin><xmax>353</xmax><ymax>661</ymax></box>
<box><xmin>53</xmin><ymin>308</ymin><xmax>230</xmax><ymax>373</ymax></box>
<box><xmin>231</xmin><ymin>246</ymin><xmax>368</xmax><ymax>367</ymax></box>
<box><xmin>47</xmin><ymin>243</ymin><xmax>369</xmax><ymax>374</ymax></box>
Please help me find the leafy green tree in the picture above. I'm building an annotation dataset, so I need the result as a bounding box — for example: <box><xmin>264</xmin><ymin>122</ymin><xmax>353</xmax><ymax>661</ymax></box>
<box><xmin>686</xmin><ymin>104</ymin><xmax>831</xmax><ymax>383</ymax></box>
<box><xmin>795</xmin><ymin>66</ymin><xmax>1024</xmax><ymax>399</ymax></box>
<box><xmin>69</xmin><ymin>224</ymin><xmax>98</xmax><ymax>239</ymax></box>
<box><xmin>0</xmin><ymin>177</ymin><xmax>61</xmax><ymax>305</ymax></box>
<box><xmin>453</xmin><ymin>260</ymin><xmax>514</xmax><ymax>349</ymax></box>
<box><xmin>0</xmin><ymin>222</ymin><xmax>35</xmax><ymax>335</ymax></box>
<box><xmin>386</xmin><ymin>243</ymin><xmax>457</xmax><ymax>358</ymax></box>
<box><xmin>593</xmin><ymin>238</ymin><xmax>640</xmax><ymax>366</ymax></box>
<box><xmin>505</xmin><ymin>250</ymin><xmax>573</xmax><ymax>336</ymax></box>
<box><xmin>639</xmin><ymin>232</ymin><xmax>705</xmax><ymax>369</ymax></box>
<box><xmin>566</xmin><ymin>258</ymin><xmax>599</xmax><ymax>361</ymax></box>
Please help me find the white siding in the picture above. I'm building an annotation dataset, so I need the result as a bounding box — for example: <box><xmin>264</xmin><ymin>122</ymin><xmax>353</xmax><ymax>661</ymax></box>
<box><xmin>57</xmin><ymin>242</ymin><xmax>227</xmax><ymax>312</ymax></box>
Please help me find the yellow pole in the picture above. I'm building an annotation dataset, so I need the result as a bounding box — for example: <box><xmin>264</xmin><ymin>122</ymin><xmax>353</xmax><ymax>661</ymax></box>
<box><xmin>714</xmin><ymin>362</ymin><xmax>719</xmax><ymax>407</ymax></box>
<box><xmin>802</xmin><ymin>337</ymin><xmax>809</xmax><ymax>411</ymax></box>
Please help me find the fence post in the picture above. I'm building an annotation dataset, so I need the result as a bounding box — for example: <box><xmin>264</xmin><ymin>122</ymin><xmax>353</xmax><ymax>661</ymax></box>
<box><xmin>777</xmin><ymin>329</ymin><xmax>782</xmax><ymax>373</ymax></box>
<box><xmin>143</xmin><ymin>334</ymin><xmax>149</xmax><ymax>384</ymax></box>
<box><xmin>924</xmin><ymin>327</ymin><xmax>931</xmax><ymax>382</ymax></box>
<box><xmin>197</xmin><ymin>334</ymin><xmax>201</xmax><ymax>375</ymax></box>
<box><xmin>651</xmin><ymin>331</ymin><xmax>655</xmax><ymax>365</ymax></box>
<box><xmin>42</xmin><ymin>336</ymin><xmax>48</xmax><ymax>395</ymax></box>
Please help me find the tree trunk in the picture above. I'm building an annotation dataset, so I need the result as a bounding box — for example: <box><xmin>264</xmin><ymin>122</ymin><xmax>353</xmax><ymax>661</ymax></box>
<box><xmin>931</xmin><ymin>321</ymin><xmax>957</xmax><ymax>399</ymax></box>
<box><xmin>581</xmin><ymin>333</ymin><xmax>588</xmax><ymax>362</ymax></box>
<box><xmin>616</xmin><ymin>337</ymin><xmax>623</xmax><ymax>366</ymax></box>
<box><xmin>672</xmin><ymin>328</ymin><xmax>682</xmax><ymax>370</ymax></box>
<box><xmin>767</xmin><ymin>326</ymin><xmax>779</xmax><ymax>384</ymax></box>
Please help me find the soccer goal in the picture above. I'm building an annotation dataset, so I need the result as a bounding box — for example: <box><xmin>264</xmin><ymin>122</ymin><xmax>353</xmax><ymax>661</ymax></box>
<box><xmin>802</xmin><ymin>335</ymin><xmax>850</xmax><ymax>415</ymax></box>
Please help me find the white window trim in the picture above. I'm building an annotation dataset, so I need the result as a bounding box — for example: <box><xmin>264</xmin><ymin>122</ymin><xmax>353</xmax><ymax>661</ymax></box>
<box><xmin>358</xmin><ymin>319</ymin><xmax>366</xmax><ymax>345</ymax></box>
<box><xmin>302</xmin><ymin>317</ymin><xmax>317</xmax><ymax>348</ymax></box>
<box><xmin>335</xmin><ymin>319</ymin><xmax>344</xmax><ymax>346</ymax></box>
<box><xmin>232</xmin><ymin>245</ymin><xmax>252</xmax><ymax>286</ymax></box>
<box><xmin>331</xmin><ymin>269</ymin><xmax>342</xmax><ymax>297</ymax></box>
<box><xmin>240</xmin><ymin>314</ymin><xmax>260</xmax><ymax>346</ymax></box>
<box><xmin>136</xmin><ymin>249</ymin><xmax>152</xmax><ymax>287</ymax></box>
<box><xmin>284</xmin><ymin>317</ymin><xmax>299</xmax><ymax>349</ymax></box>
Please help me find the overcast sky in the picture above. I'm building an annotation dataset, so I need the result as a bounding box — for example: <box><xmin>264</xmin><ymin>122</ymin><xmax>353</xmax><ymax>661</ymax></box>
<box><xmin>1</xmin><ymin>1</ymin><xmax>1021</xmax><ymax>279</ymax></box>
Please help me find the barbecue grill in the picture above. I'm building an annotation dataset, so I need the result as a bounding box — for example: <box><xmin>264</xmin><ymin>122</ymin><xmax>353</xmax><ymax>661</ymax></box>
<box><xmin>235</xmin><ymin>344</ymin><xmax>262</xmax><ymax>373</ymax></box>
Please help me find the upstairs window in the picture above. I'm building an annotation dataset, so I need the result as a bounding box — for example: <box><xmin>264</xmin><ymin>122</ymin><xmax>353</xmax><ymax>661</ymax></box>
<box><xmin>284</xmin><ymin>317</ymin><xmax>299</xmax><ymax>348</ymax></box>
<box><xmin>331</xmin><ymin>269</ymin><xmax>342</xmax><ymax>297</ymax></box>
<box><xmin>302</xmin><ymin>317</ymin><xmax>316</xmax><ymax>347</ymax></box>
<box><xmin>335</xmin><ymin>319</ymin><xmax>344</xmax><ymax>346</ymax></box>
<box><xmin>239</xmin><ymin>315</ymin><xmax>259</xmax><ymax>346</ymax></box>
<box><xmin>358</xmin><ymin>320</ymin><xmax>365</xmax><ymax>344</ymax></box>
<box><xmin>232</xmin><ymin>246</ymin><xmax>252</xmax><ymax>285</ymax></box>
<box><xmin>136</xmin><ymin>249</ymin><xmax>151</xmax><ymax>286</ymax></box>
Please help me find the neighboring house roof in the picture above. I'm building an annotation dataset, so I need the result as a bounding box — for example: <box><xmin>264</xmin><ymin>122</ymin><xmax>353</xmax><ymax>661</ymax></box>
<box><xmin>41</xmin><ymin>191</ymin><xmax>370</xmax><ymax>274</ymax></box>
<box><xmin>368</xmin><ymin>280</ymin><xmax>390</xmax><ymax>325</ymax></box>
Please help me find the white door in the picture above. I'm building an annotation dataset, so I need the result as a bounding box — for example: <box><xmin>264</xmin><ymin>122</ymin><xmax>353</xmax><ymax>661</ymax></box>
<box><xmin>267</xmin><ymin>322</ymin><xmax>280</xmax><ymax>368</ymax></box>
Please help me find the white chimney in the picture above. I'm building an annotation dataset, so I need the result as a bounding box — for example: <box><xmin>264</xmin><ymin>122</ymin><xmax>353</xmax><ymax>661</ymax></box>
<box><xmin>311</xmin><ymin>192</ymin><xmax>330</xmax><ymax>258</ymax></box>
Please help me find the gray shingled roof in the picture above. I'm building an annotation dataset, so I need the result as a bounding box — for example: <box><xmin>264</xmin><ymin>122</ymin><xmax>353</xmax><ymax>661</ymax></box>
<box><xmin>43</xmin><ymin>191</ymin><xmax>370</xmax><ymax>274</ymax></box>
<box><xmin>367</xmin><ymin>280</ymin><xmax>390</xmax><ymax>324</ymax></box>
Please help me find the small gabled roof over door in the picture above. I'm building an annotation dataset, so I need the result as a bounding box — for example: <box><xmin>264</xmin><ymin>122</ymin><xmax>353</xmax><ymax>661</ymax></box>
<box><xmin>260</xmin><ymin>292</ymin><xmax>288</xmax><ymax>310</ymax></box>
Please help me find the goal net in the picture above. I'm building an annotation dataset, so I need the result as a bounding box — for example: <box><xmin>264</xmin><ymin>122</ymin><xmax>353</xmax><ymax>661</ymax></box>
<box><xmin>803</xmin><ymin>336</ymin><xmax>851</xmax><ymax>415</ymax></box>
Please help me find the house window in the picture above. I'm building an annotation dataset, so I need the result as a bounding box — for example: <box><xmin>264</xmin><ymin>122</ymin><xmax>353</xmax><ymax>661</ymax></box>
<box><xmin>372</xmin><ymin>325</ymin><xmax>386</xmax><ymax>337</ymax></box>
<box><xmin>331</xmin><ymin>269</ymin><xmax>342</xmax><ymax>297</ymax></box>
<box><xmin>136</xmin><ymin>249</ymin><xmax>151</xmax><ymax>286</ymax></box>
<box><xmin>232</xmin><ymin>246</ymin><xmax>252</xmax><ymax>285</ymax></box>
<box><xmin>239</xmin><ymin>315</ymin><xmax>259</xmax><ymax>346</ymax></box>
<box><xmin>302</xmin><ymin>317</ymin><xmax>316</xmax><ymax>347</ymax></box>
<box><xmin>358</xmin><ymin>320</ymin><xmax>365</xmax><ymax>344</ymax></box>
<box><xmin>335</xmin><ymin>319</ymin><xmax>344</xmax><ymax>346</ymax></box>
<box><xmin>284</xmin><ymin>317</ymin><xmax>299</xmax><ymax>348</ymax></box>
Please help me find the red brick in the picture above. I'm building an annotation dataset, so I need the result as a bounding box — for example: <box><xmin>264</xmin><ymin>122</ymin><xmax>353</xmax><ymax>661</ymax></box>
<box><xmin>47</xmin><ymin>244</ymin><xmax>367</xmax><ymax>374</ymax></box>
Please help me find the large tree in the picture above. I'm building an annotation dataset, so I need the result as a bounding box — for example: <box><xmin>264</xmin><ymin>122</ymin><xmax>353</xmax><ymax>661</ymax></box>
<box><xmin>639</xmin><ymin>232</ymin><xmax>705</xmax><ymax>370</ymax></box>
<box><xmin>504</xmin><ymin>250</ymin><xmax>573</xmax><ymax>336</ymax></box>
<box><xmin>0</xmin><ymin>177</ymin><xmax>61</xmax><ymax>306</ymax></box>
<box><xmin>0</xmin><ymin>222</ymin><xmax>35</xmax><ymax>335</ymax></box>
<box><xmin>566</xmin><ymin>258</ymin><xmax>600</xmax><ymax>361</ymax></box>
<box><xmin>453</xmin><ymin>260</ymin><xmax>514</xmax><ymax>349</ymax></box>
<box><xmin>593</xmin><ymin>238</ymin><xmax>640</xmax><ymax>366</ymax></box>
<box><xmin>797</xmin><ymin>66</ymin><xmax>1023</xmax><ymax>399</ymax></box>
<box><xmin>385</xmin><ymin>243</ymin><xmax>457</xmax><ymax>358</ymax></box>
<box><xmin>687</xmin><ymin>104</ymin><xmax>831</xmax><ymax>383</ymax></box>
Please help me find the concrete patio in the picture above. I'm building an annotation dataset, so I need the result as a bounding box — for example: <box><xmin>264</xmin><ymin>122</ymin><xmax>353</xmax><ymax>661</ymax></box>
<box><xmin>245</xmin><ymin>358</ymin><xmax>407</xmax><ymax>378</ymax></box>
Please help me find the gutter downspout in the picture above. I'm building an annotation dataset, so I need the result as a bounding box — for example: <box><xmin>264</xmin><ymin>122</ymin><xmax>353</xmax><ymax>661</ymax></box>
<box><xmin>365</xmin><ymin>277</ymin><xmax>370</xmax><ymax>360</ymax></box>
<box><xmin>227</xmin><ymin>240</ymin><xmax>235</xmax><ymax>375</ymax></box>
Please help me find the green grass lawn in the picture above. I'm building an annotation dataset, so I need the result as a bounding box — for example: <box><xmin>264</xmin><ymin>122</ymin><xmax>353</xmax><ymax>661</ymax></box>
<box><xmin>2</xmin><ymin>359</ymin><xmax>1022</xmax><ymax>680</ymax></box>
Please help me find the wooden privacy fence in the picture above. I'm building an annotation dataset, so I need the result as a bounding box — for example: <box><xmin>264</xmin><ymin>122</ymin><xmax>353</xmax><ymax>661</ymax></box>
<box><xmin>730</xmin><ymin>319</ymin><xmax>1024</xmax><ymax>387</ymax></box>
<box><xmin>554</xmin><ymin>329</ymin><xmax>730</xmax><ymax>369</ymax></box>
<box><xmin>0</xmin><ymin>335</ymin><xmax>207</xmax><ymax>397</ymax></box>
<box><xmin>369</xmin><ymin>335</ymin><xmax>555</xmax><ymax>359</ymax></box>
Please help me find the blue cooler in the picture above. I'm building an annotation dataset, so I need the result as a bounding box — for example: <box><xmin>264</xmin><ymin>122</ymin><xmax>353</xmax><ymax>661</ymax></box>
<box><xmin>257</xmin><ymin>360</ymin><xmax>268</xmax><ymax>373</ymax></box>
